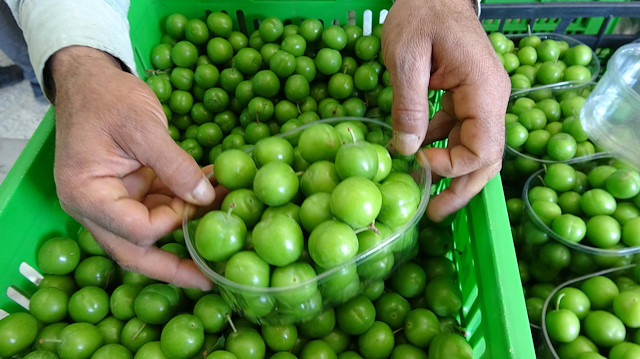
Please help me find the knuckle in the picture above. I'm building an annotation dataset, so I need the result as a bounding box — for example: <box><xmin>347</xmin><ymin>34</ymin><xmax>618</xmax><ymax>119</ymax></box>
<box><xmin>122</xmin><ymin>223</ymin><xmax>157</xmax><ymax>246</ymax></box>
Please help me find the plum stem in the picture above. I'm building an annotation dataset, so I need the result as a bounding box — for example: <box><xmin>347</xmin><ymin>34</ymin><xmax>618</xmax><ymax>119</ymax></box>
<box><xmin>555</xmin><ymin>292</ymin><xmax>566</xmax><ymax>311</ymax></box>
<box><xmin>368</xmin><ymin>221</ymin><xmax>380</xmax><ymax>234</ymax></box>
<box><xmin>226</xmin><ymin>203</ymin><xmax>236</xmax><ymax>217</ymax></box>
<box><xmin>354</xmin><ymin>222</ymin><xmax>379</xmax><ymax>235</ymax></box>
<box><xmin>353</xmin><ymin>227</ymin><xmax>368</xmax><ymax>235</ymax></box>
<box><xmin>347</xmin><ymin>127</ymin><xmax>357</xmax><ymax>144</ymax></box>
<box><xmin>226</xmin><ymin>313</ymin><xmax>237</xmax><ymax>333</ymax></box>
<box><xmin>39</xmin><ymin>338</ymin><xmax>63</xmax><ymax>344</ymax></box>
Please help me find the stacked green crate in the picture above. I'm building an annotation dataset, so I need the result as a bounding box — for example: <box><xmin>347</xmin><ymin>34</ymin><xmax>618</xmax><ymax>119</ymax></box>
<box><xmin>480</xmin><ymin>0</ymin><xmax>626</xmax><ymax>35</ymax></box>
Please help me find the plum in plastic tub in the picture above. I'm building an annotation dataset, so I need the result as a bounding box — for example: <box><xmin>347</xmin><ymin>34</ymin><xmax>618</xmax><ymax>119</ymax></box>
<box><xmin>541</xmin><ymin>264</ymin><xmax>640</xmax><ymax>359</ymax></box>
<box><xmin>501</xmin><ymin>83</ymin><xmax>611</xmax><ymax>187</ymax></box>
<box><xmin>504</xmin><ymin>33</ymin><xmax>600</xmax><ymax>97</ymax></box>
<box><xmin>522</xmin><ymin>156</ymin><xmax>640</xmax><ymax>258</ymax></box>
<box><xmin>183</xmin><ymin>117</ymin><xmax>431</xmax><ymax>325</ymax></box>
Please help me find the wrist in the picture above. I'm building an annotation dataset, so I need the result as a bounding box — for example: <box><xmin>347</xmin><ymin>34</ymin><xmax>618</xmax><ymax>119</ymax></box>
<box><xmin>394</xmin><ymin>0</ymin><xmax>479</xmax><ymax>18</ymax></box>
<box><xmin>48</xmin><ymin>46</ymin><xmax>124</xmax><ymax>104</ymax></box>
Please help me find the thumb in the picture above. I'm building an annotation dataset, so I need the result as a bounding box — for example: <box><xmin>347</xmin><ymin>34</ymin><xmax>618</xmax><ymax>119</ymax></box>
<box><xmin>137</xmin><ymin>127</ymin><xmax>215</xmax><ymax>205</ymax></box>
<box><xmin>383</xmin><ymin>44</ymin><xmax>433</xmax><ymax>155</ymax></box>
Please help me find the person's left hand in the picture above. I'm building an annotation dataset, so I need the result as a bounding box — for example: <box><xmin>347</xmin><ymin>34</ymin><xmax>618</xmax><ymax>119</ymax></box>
<box><xmin>382</xmin><ymin>0</ymin><xmax>511</xmax><ymax>222</ymax></box>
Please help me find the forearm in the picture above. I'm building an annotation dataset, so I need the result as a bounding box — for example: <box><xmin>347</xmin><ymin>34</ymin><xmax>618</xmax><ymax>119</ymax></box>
<box><xmin>5</xmin><ymin>0</ymin><xmax>135</xmax><ymax>101</ymax></box>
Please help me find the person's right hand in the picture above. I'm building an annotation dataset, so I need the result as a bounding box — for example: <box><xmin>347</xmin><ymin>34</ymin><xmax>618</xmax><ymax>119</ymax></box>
<box><xmin>50</xmin><ymin>46</ymin><xmax>218</xmax><ymax>290</ymax></box>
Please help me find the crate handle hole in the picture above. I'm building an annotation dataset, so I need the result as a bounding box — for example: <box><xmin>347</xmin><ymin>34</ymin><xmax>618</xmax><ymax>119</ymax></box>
<box><xmin>236</xmin><ymin>10</ymin><xmax>247</xmax><ymax>34</ymax></box>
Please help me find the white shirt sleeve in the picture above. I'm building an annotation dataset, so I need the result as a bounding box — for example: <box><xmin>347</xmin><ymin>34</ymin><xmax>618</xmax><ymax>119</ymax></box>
<box><xmin>5</xmin><ymin>0</ymin><xmax>136</xmax><ymax>92</ymax></box>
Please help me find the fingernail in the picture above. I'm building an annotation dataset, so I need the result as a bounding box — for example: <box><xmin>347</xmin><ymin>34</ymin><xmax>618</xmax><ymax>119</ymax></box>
<box><xmin>184</xmin><ymin>204</ymin><xmax>197</xmax><ymax>219</ymax></box>
<box><xmin>416</xmin><ymin>150</ymin><xmax>430</xmax><ymax>168</ymax></box>
<box><xmin>191</xmin><ymin>175</ymin><xmax>215</xmax><ymax>203</ymax></box>
<box><xmin>392</xmin><ymin>131</ymin><xmax>421</xmax><ymax>154</ymax></box>
<box><xmin>200</xmin><ymin>281</ymin><xmax>214</xmax><ymax>292</ymax></box>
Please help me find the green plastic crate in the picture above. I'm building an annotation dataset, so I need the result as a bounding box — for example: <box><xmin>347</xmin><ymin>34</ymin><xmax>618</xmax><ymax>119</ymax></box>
<box><xmin>0</xmin><ymin>1</ymin><xmax>535</xmax><ymax>358</ymax></box>
<box><xmin>481</xmin><ymin>17</ymin><xmax>619</xmax><ymax>36</ymax></box>
<box><xmin>480</xmin><ymin>0</ymin><xmax>624</xmax><ymax>35</ymax></box>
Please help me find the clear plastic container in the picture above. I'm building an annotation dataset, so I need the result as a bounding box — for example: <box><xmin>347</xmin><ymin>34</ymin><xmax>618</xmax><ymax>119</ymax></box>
<box><xmin>504</xmin><ymin>83</ymin><xmax>610</xmax><ymax>163</ymax></box>
<box><xmin>501</xmin><ymin>83</ymin><xmax>611</xmax><ymax>189</ymax></box>
<box><xmin>522</xmin><ymin>156</ymin><xmax>640</xmax><ymax>258</ymax></box>
<box><xmin>183</xmin><ymin>117</ymin><xmax>432</xmax><ymax>325</ymax></box>
<box><xmin>541</xmin><ymin>264</ymin><xmax>637</xmax><ymax>359</ymax></box>
<box><xmin>507</xmin><ymin>33</ymin><xmax>601</xmax><ymax>97</ymax></box>
<box><xmin>580</xmin><ymin>42</ymin><xmax>640</xmax><ymax>170</ymax></box>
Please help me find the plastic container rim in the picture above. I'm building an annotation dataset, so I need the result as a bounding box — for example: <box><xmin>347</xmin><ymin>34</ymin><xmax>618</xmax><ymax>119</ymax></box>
<box><xmin>578</xmin><ymin>44</ymin><xmax>640</xmax><ymax>170</ymax></box>
<box><xmin>505</xmin><ymin>145</ymin><xmax>613</xmax><ymax>165</ymax></box>
<box><xmin>507</xmin><ymin>32</ymin><xmax>601</xmax><ymax>97</ymax></box>
<box><xmin>505</xmin><ymin>81</ymin><xmax>614</xmax><ymax>164</ymax></box>
<box><xmin>183</xmin><ymin>116</ymin><xmax>432</xmax><ymax>295</ymax></box>
<box><xmin>522</xmin><ymin>164</ymin><xmax>640</xmax><ymax>257</ymax></box>
<box><xmin>541</xmin><ymin>263</ymin><xmax>637</xmax><ymax>359</ymax></box>
<box><xmin>609</xmin><ymin>43</ymin><xmax>640</xmax><ymax>104</ymax></box>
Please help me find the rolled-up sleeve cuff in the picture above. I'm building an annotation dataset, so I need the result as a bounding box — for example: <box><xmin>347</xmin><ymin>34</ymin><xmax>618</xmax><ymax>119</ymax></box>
<box><xmin>7</xmin><ymin>0</ymin><xmax>135</xmax><ymax>99</ymax></box>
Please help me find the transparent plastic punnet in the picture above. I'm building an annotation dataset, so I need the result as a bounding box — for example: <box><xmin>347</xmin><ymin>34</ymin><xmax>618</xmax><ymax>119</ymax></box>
<box><xmin>183</xmin><ymin>117</ymin><xmax>432</xmax><ymax>325</ymax></box>
<box><xmin>522</xmin><ymin>156</ymin><xmax>640</xmax><ymax>257</ymax></box>
<box><xmin>541</xmin><ymin>264</ymin><xmax>638</xmax><ymax>359</ymax></box>
<box><xmin>507</xmin><ymin>33</ymin><xmax>600</xmax><ymax>97</ymax></box>
<box><xmin>503</xmin><ymin>83</ymin><xmax>612</xmax><ymax>167</ymax></box>
<box><xmin>580</xmin><ymin>42</ymin><xmax>640</xmax><ymax>170</ymax></box>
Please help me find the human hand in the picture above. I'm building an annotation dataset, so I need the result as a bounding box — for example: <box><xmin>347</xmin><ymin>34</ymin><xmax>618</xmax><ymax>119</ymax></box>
<box><xmin>50</xmin><ymin>46</ymin><xmax>218</xmax><ymax>290</ymax></box>
<box><xmin>382</xmin><ymin>0</ymin><xmax>511</xmax><ymax>222</ymax></box>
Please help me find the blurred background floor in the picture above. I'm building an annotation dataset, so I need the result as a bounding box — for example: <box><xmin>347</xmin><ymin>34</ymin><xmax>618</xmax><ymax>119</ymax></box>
<box><xmin>0</xmin><ymin>50</ymin><xmax>50</xmax><ymax>184</ymax></box>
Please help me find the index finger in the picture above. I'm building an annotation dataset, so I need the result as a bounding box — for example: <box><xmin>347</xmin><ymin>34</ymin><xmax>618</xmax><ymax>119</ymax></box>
<box><xmin>425</xmin><ymin>76</ymin><xmax>509</xmax><ymax>179</ymax></box>
<box><xmin>381</xmin><ymin>29</ymin><xmax>432</xmax><ymax>155</ymax></box>
<box><xmin>69</xmin><ymin>176</ymin><xmax>189</xmax><ymax>246</ymax></box>
<box><xmin>84</xmin><ymin>219</ymin><xmax>213</xmax><ymax>290</ymax></box>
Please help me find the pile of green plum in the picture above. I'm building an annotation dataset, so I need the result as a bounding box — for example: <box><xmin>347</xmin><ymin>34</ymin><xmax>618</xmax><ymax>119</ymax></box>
<box><xmin>505</xmin><ymin>158</ymin><xmax>640</xmax><ymax>327</ymax></box>
<box><xmin>543</xmin><ymin>265</ymin><xmax>640</xmax><ymax>358</ymax></box>
<box><xmin>187</xmin><ymin>118</ymin><xmax>428</xmax><ymax>324</ymax></box>
<box><xmin>488</xmin><ymin>32</ymin><xmax>597</xmax><ymax>92</ymax></box>
<box><xmin>145</xmin><ymin>11</ymin><xmax>439</xmax><ymax>166</ymax></box>
<box><xmin>501</xmin><ymin>85</ymin><xmax>605</xmax><ymax>181</ymax></box>
<box><xmin>0</xmin><ymin>219</ymin><xmax>474</xmax><ymax>359</ymax></box>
